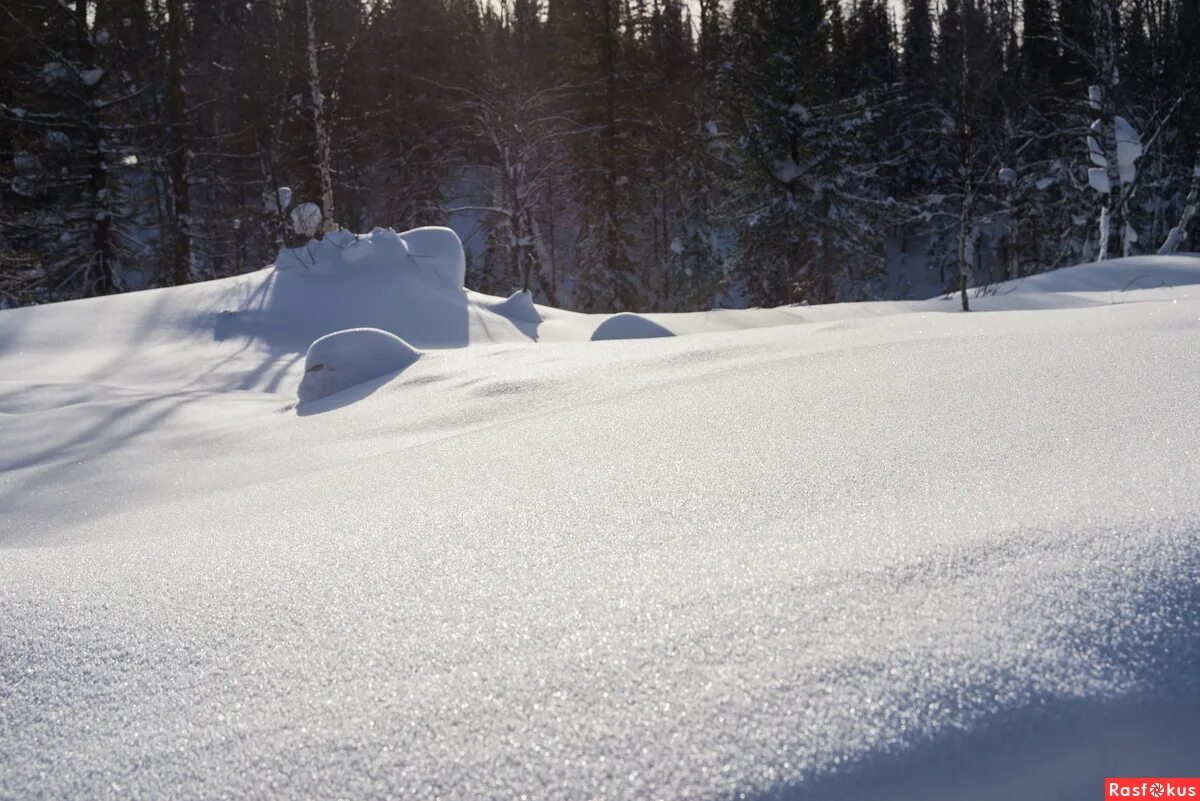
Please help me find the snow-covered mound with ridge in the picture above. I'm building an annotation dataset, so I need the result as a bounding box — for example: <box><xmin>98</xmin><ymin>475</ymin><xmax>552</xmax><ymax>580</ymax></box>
<box><xmin>2</xmin><ymin>232</ymin><xmax>1199</xmax><ymax>801</ymax></box>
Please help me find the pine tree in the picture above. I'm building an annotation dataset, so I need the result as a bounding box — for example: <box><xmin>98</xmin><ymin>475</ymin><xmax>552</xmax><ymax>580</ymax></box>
<box><xmin>903</xmin><ymin>0</ymin><xmax>935</xmax><ymax>86</ymax></box>
<box><xmin>1</xmin><ymin>0</ymin><xmax>156</xmax><ymax>300</ymax></box>
<box><xmin>1021</xmin><ymin>0</ymin><xmax>1056</xmax><ymax>85</ymax></box>
<box><xmin>1058</xmin><ymin>0</ymin><xmax>1095</xmax><ymax>86</ymax></box>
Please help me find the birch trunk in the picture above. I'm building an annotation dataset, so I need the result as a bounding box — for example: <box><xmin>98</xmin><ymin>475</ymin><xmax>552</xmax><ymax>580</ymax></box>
<box><xmin>1095</xmin><ymin>0</ymin><xmax>1123</xmax><ymax>260</ymax></box>
<box><xmin>304</xmin><ymin>0</ymin><xmax>337</xmax><ymax>234</ymax></box>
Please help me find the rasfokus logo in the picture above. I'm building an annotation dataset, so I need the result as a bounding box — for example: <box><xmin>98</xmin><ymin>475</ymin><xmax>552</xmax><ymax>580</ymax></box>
<box><xmin>1106</xmin><ymin>778</ymin><xmax>1200</xmax><ymax>799</ymax></box>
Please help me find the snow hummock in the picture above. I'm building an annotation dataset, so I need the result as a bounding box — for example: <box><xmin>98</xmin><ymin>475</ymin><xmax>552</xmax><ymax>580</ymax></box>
<box><xmin>591</xmin><ymin>312</ymin><xmax>675</xmax><ymax>340</ymax></box>
<box><xmin>2</xmin><ymin>236</ymin><xmax>1200</xmax><ymax>801</ymax></box>
<box><xmin>297</xmin><ymin>328</ymin><xmax>420</xmax><ymax>403</ymax></box>
<box><xmin>490</xmin><ymin>289</ymin><xmax>543</xmax><ymax>324</ymax></box>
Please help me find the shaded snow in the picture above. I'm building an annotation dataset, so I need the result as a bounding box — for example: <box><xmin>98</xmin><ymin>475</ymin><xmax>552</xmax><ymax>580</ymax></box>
<box><xmin>2</xmin><ymin>240</ymin><xmax>1199</xmax><ymax>800</ymax></box>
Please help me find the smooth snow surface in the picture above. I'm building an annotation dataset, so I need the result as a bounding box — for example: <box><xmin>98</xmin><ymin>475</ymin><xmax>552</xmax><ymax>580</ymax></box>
<box><xmin>297</xmin><ymin>328</ymin><xmax>420</xmax><ymax>403</ymax></box>
<box><xmin>2</xmin><ymin>238</ymin><xmax>1200</xmax><ymax>801</ymax></box>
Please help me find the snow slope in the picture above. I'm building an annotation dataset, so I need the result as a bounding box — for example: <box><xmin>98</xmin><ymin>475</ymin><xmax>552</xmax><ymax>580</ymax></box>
<box><xmin>2</xmin><ymin>233</ymin><xmax>1199</xmax><ymax>800</ymax></box>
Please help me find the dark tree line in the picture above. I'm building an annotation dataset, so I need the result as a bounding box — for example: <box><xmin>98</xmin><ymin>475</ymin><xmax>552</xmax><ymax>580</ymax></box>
<box><xmin>1</xmin><ymin>0</ymin><xmax>1197</xmax><ymax>311</ymax></box>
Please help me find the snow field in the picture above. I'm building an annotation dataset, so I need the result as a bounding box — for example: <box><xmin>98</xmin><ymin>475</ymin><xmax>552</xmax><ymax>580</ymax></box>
<box><xmin>1</xmin><ymin>230</ymin><xmax>1199</xmax><ymax>800</ymax></box>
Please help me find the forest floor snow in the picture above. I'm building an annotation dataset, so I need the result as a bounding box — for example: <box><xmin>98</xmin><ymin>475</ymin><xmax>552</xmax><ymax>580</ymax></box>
<box><xmin>2</xmin><ymin>233</ymin><xmax>1200</xmax><ymax>800</ymax></box>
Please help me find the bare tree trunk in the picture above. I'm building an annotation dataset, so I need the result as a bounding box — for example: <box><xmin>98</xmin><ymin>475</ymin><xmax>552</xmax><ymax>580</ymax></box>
<box><xmin>508</xmin><ymin>157</ymin><xmax>529</xmax><ymax>292</ymax></box>
<box><xmin>547</xmin><ymin>173</ymin><xmax>557</xmax><ymax>299</ymax></box>
<box><xmin>1006</xmin><ymin>172</ymin><xmax>1020</xmax><ymax>281</ymax></box>
<box><xmin>529</xmin><ymin>214</ymin><xmax>559</xmax><ymax>307</ymax></box>
<box><xmin>78</xmin><ymin>0</ymin><xmax>117</xmax><ymax>295</ymax></box>
<box><xmin>1007</xmin><ymin>216</ymin><xmax>1020</xmax><ymax>281</ymax></box>
<box><xmin>1095</xmin><ymin>0</ymin><xmax>1124</xmax><ymax>260</ymax></box>
<box><xmin>166</xmin><ymin>0</ymin><xmax>191</xmax><ymax>285</ymax></box>
<box><xmin>959</xmin><ymin>193</ymin><xmax>971</xmax><ymax>311</ymax></box>
<box><xmin>957</xmin><ymin>29</ymin><xmax>971</xmax><ymax>312</ymax></box>
<box><xmin>1098</xmin><ymin>116</ymin><xmax>1124</xmax><ymax>259</ymax></box>
<box><xmin>1159</xmin><ymin>152</ymin><xmax>1200</xmax><ymax>255</ymax></box>
<box><xmin>600</xmin><ymin>0</ymin><xmax>619</xmax><ymax>289</ymax></box>
<box><xmin>304</xmin><ymin>0</ymin><xmax>337</xmax><ymax>234</ymax></box>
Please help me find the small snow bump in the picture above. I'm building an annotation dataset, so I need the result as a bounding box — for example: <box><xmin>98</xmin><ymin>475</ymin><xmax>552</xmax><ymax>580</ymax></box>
<box><xmin>490</xmin><ymin>290</ymin><xmax>543</xmax><ymax>324</ymax></box>
<box><xmin>591</xmin><ymin>313</ymin><xmax>675</xmax><ymax>341</ymax></box>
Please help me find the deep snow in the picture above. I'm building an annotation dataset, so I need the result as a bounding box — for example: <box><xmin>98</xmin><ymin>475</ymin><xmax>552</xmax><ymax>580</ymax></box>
<box><xmin>1</xmin><ymin>230</ymin><xmax>1199</xmax><ymax>800</ymax></box>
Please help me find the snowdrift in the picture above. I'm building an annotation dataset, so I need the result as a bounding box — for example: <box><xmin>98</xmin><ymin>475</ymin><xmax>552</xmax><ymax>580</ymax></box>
<box><xmin>994</xmin><ymin>253</ymin><xmax>1200</xmax><ymax>295</ymax></box>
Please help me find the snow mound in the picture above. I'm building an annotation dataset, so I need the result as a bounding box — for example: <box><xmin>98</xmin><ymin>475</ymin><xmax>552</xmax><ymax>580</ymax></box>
<box><xmin>490</xmin><ymin>290</ymin><xmax>543</xmax><ymax>324</ymax></box>
<box><xmin>591</xmin><ymin>313</ymin><xmax>675</xmax><ymax>341</ymax></box>
<box><xmin>297</xmin><ymin>328</ymin><xmax>420</xmax><ymax>403</ymax></box>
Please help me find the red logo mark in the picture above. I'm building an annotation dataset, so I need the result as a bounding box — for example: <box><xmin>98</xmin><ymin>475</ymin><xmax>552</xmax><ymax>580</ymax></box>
<box><xmin>1106</xmin><ymin>778</ymin><xmax>1200</xmax><ymax>799</ymax></box>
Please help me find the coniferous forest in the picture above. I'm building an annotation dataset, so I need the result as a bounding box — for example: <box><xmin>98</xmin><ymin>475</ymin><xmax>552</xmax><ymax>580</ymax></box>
<box><xmin>1</xmin><ymin>0</ymin><xmax>1197</xmax><ymax>311</ymax></box>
